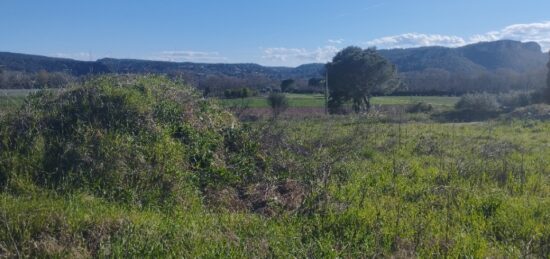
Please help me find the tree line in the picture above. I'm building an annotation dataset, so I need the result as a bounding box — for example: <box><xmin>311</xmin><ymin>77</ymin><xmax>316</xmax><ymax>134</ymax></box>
<box><xmin>0</xmin><ymin>69</ymin><xmax>76</xmax><ymax>89</ymax></box>
<box><xmin>546</xmin><ymin>51</ymin><xmax>550</xmax><ymax>103</ymax></box>
<box><xmin>325</xmin><ymin>47</ymin><xmax>550</xmax><ymax>114</ymax></box>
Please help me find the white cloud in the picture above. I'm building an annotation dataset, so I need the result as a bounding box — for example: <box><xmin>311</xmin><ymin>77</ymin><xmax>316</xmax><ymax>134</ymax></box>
<box><xmin>328</xmin><ymin>39</ymin><xmax>345</xmax><ymax>44</ymax></box>
<box><xmin>263</xmin><ymin>21</ymin><xmax>550</xmax><ymax>66</ymax></box>
<box><xmin>364</xmin><ymin>2</ymin><xmax>385</xmax><ymax>11</ymax></box>
<box><xmin>53</xmin><ymin>52</ymin><xmax>94</xmax><ymax>61</ymax></box>
<box><xmin>470</xmin><ymin>21</ymin><xmax>550</xmax><ymax>51</ymax></box>
<box><xmin>152</xmin><ymin>51</ymin><xmax>228</xmax><ymax>63</ymax></box>
<box><xmin>365</xmin><ymin>33</ymin><xmax>467</xmax><ymax>49</ymax></box>
<box><xmin>262</xmin><ymin>46</ymin><xmax>340</xmax><ymax>65</ymax></box>
<box><xmin>365</xmin><ymin>21</ymin><xmax>550</xmax><ymax>51</ymax></box>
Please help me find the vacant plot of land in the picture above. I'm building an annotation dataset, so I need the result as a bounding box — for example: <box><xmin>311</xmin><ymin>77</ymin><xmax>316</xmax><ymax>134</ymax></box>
<box><xmin>1</xmin><ymin>78</ymin><xmax>549</xmax><ymax>257</ymax></box>
<box><xmin>2</xmin><ymin>118</ymin><xmax>549</xmax><ymax>257</ymax></box>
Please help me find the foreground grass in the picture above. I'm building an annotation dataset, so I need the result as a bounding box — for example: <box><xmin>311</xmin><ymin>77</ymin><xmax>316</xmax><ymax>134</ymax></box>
<box><xmin>2</xmin><ymin>117</ymin><xmax>549</xmax><ymax>257</ymax></box>
<box><xmin>221</xmin><ymin>94</ymin><xmax>459</xmax><ymax>108</ymax></box>
<box><xmin>0</xmin><ymin>193</ymin><xmax>305</xmax><ymax>258</ymax></box>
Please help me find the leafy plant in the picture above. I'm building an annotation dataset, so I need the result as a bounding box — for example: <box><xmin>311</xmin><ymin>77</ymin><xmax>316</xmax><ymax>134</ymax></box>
<box><xmin>267</xmin><ymin>92</ymin><xmax>288</xmax><ymax>118</ymax></box>
<box><xmin>455</xmin><ymin>93</ymin><xmax>499</xmax><ymax>112</ymax></box>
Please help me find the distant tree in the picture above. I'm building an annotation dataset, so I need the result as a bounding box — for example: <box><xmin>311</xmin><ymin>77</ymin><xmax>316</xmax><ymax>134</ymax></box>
<box><xmin>546</xmin><ymin>51</ymin><xmax>550</xmax><ymax>104</ymax></box>
<box><xmin>0</xmin><ymin>67</ymin><xmax>4</xmax><ymax>88</ymax></box>
<box><xmin>203</xmin><ymin>86</ymin><xmax>211</xmax><ymax>98</ymax></box>
<box><xmin>326</xmin><ymin>47</ymin><xmax>399</xmax><ymax>113</ymax></box>
<box><xmin>224</xmin><ymin>89</ymin><xmax>232</xmax><ymax>98</ymax></box>
<box><xmin>223</xmin><ymin>87</ymin><xmax>255</xmax><ymax>99</ymax></box>
<box><xmin>280</xmin><ymin>79</ymin><xmax>295</xmax><ymax>93</ymax></box>
<box><xmin>455</xmin><ymin>93</ymin><xmax>499</xmax><ymax>112</ymax></box>
<box><xmin>267</xmin><ymin>92</ymin><xmax>288</xmax><ymax>118</ymax></box>
<box><xmin>241</xmin><ymin>87</ymin><xmax>250</xmax><ymax>98</ymax></box>
<box><xmin>308</xmin><ymin>78</ymin><xmax>324</xmax><ymax>87</ymax></box>
<box><xmin>37</xmin><ymin>70</ymin><xmax>50</xmax><ymax>88</ymax></box>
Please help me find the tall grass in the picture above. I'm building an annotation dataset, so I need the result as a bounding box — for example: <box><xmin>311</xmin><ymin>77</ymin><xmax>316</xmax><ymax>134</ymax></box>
<box><xmin>1</xmin><ymin>76</ymin><xmax>549</xmax><ymax>257</ymax></box>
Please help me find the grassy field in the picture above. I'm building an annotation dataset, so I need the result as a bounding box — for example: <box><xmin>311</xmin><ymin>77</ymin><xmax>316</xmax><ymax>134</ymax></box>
<box><xmin>2</xmin><ymin>118</ymin><xmax>549</xmax><ymax>257</ymax></box>
<box><xmin>0</xmin><ymin>90</ymin><xmax>459</xmax><ymax>110</ymax></box>
<box><xmin>221</xmin><ymin>94</ymin><xmax>459</xmax><ymax>108</ymax></box>
<box><xmin>1</xmin><ymin>80</ymin><xmax>549</xmax><ymax>257</ymax></box>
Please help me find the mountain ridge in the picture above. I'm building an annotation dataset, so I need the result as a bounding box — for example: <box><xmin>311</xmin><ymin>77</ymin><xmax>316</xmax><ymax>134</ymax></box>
<box><xmin>1</xmin><ymin>40</ymin><xmax>547</xmax><ymax>77</ymax></box>
<box><xmin>1</xmin><ymin>40</ymin><xmax>548</xmax><ymax>93</ymax></box>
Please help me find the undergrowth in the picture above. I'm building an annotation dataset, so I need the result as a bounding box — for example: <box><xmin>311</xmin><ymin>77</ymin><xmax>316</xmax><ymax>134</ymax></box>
<box><xmin>1</xmin><ymin>76</ymin><xmax>549</xmax><ymax>257</ymax></box>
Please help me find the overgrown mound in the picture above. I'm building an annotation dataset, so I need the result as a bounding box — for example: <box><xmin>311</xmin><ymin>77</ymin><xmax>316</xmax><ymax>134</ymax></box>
<box><xmin>0</xmin><ymin>76</ymin><xmax>261</xmax><ymax>208</ymax></box>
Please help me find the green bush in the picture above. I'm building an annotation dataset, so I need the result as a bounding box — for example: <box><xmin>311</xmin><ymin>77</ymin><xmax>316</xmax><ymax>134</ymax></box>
<box><xmin>455</xmin><ymin>93</ymin><xmax>500</xmax><ymax>112</ymax></box>
<box><xmin>267</xmin><ymin>92</ymin><xmax>288</xmax><ymax>118</ymax></box>
<box><xmin>497</xmin><ymin>91</ymin><xmax>531</xmax><ymax>110</ymax></box>
<box><xmin>0</xmin><ymin>75</ymin><xmax>261</xmax><ymax>208</ymax></box>
<box><xmin>407</xmin><ymin>102</ymin><xmax>433</xmax><ymax>113</ymax></box>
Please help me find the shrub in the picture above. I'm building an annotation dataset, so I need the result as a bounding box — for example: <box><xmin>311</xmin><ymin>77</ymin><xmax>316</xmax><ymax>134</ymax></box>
<box><xmin>497</xmin><ymin>91</ymin><xmax>531</xmax><ymax>111</ymax></box>
<box><xmin>546</xmin><ymin>51</ymin><xmax>550</xmax><ymax>104</ymax></box>
<box><xmin>407</xmin><ymin>102</ymin><xmax>433</xmax><ymax>113</ymax></box>
<box><xmin>0</xmin><ymin>75</ymin><xmax>262</xmax><ymax>208</ymax></box>
<box><xmin>455</xmin><ymin>93</ymin><xmax>499</xmax><ymax>112</ymax></box>
<box><xmin>267</xmin><ymin>92</ymin><xmax>289</xmax><ymax>118</ymax></box>
<box><xmin>223</xmin><ymin>87</ymin><xmax>256</xmax><ymax>99</ymax></box>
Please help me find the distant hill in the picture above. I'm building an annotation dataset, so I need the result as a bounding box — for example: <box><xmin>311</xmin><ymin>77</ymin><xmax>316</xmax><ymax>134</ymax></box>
<box><xmin>378</xmin><ymin>40</ymin><xmax>548</xmax><ymax>74</ymax></box>
<box><xmin>97</xmin><ymin>58</ymin><xmax>309</xmax><ymax>80</ymax></box>
<box><xmin>376</xmin><ymin>40</ymin><xmax>549</xmax><ymax>94</ymax></box>
<box><xmin>0</xmin><ymin>52</ymin><xmax>110</xmax><ymax>75</ymax></box>
<box><xmin>1</xmin><ymin>40</ymin><xmax>548</xmax><ymax>93</ymax></box>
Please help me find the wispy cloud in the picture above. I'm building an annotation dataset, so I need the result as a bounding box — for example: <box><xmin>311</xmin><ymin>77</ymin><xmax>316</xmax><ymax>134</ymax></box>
<box><xmin>470</xmin><ymin>21</ymin><xmax>550</xmax><ymax>50</ymax></box>
<box><xmin>365</xmin><ymin>21</ymin><xmax>550</xmax><ymax>51</ymax></box>
<box><xmin>262</xmin><ymin>21</ymin><xmax>550</xmax><ymax>66</ymax></box>
<box><xmin>328</xmin><ymin>39</ymin><xmax>345</xmax><ymax>44</ymax></box>
<box><xmin>52</xmin><ymin>52</ymin><xmax>94</xmax><ymax>61</ymax></box>
<box><xmin>152</xmin><ymin>51</ymin><xmax>228</xmax><ymax>63</ymax></box>
<box><xmin>365</xmin><ymin>33</ymin><xmax>466</xmax><ymax>49</ymax></box>
<box><xmin>262</xmin><ymin>46</ymin><xmax>340</xmax><ymax>65</ymax></box>
<box><xmin>364</xmin><ymin>2</ymin><xmax>385</xmax><ymax>11</ymax></box>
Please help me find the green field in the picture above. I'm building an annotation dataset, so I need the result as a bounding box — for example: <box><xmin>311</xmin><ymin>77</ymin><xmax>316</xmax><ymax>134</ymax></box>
<box><xmin>221</xmin><ymin>94</ymin><xmax>459</xmax><ymax>108</ymax></box>
<box><xmin>2</xmin><ymin>118</ymin><xmax>549</xmax><ymax>257</ymax></box>
<box><xmin>0</xmin><ymin>90</ymin><xmax>459</xmax><ymax>110</ymax></box>
<box><xmin>1</xmin><ymin>78</ymin><xmax>549</xmax><ymax>257</ymax></box>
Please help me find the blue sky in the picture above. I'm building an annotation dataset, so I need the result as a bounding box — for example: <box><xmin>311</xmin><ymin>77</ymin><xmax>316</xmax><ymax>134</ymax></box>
<box><xmin>1</xmin><ymin>0</ymin><xmax>549</xmax><ymax>66</ymax></box>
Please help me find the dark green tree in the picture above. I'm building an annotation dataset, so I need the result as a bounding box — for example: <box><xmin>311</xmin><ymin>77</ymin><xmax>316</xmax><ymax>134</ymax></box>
<box><xmin>280</xmin><ymin>79</ymin><xmax>295</xmax><ymax>93</ymax></box>
<box><xmin>37</xmin><ymin>70</ymin><xmax>50</xmax><ymax>88</ymax></box>
<box><xmin>326</xmin><ymin>47</ymin><xmax>399</xmax><ymax>113</ymax></box>
<box><xmin>546</xmin><ymin>51</ymin><xmax>550</xmax><ymax>104</ymax></box>
<box><xmin>203</xmin><ymin>86</ymin><xmax>211</xmax><ymax>98</ymax></box>
<box><xmin>308</xmin><ymin>78</ymin><xmax>324</xmax><ymax>87</ymax></box>
<box><xmin>241</xmin><ymin>87</ymin><xmax>250</xmax><ymax>98</ymax></box>
<box><xmin>267</xmin><ymin>92</ymin><xmax>288</xmax><ymax>118</ymax></box>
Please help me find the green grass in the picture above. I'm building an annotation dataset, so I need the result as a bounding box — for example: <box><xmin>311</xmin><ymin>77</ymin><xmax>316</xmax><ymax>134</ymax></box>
<box><xmin>221</xmin><ymin>94</ymin><xmax>459</xmax><ymax>108</ymax></box>
<box><xmin>1</xmin><ymin>80</ymin><xmax>549</xmax><ymax>257</ymax></box>
<box><xmin>221</xmin><ymin>93</ymin><xmax>324</xmax><ymax>108</ymax></box>
<box><xmin>0</xmin><ymin>90</ymin><xmax>459</xmax><ymax>110</ymax></box>
<box><xmin>2</xmin><ymin>118</ymin><xmax>549</xmax><ymax>257</ymax></box>
<box><xmin>371</xmin><ymin>95</ymin><xmax>459</xmax><ymax>106</ymax></box>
